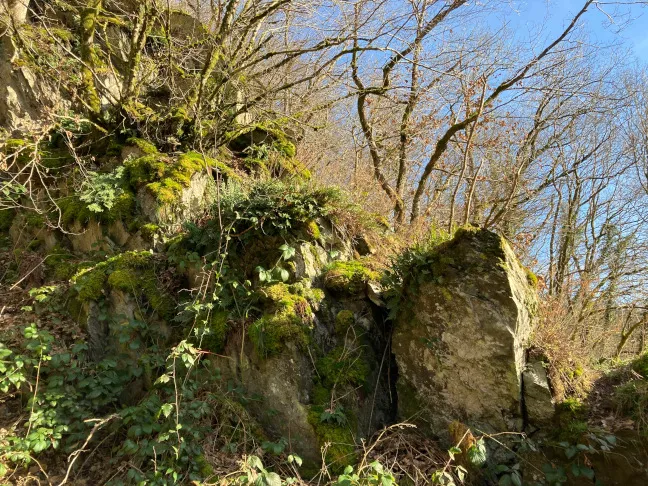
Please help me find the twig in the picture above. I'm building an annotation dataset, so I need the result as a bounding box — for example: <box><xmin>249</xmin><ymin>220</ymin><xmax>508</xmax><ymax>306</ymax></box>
<box><xmin>59</xmin><ymin>414</ymin><xmax>120</xmax><ymax>485</ymax></box>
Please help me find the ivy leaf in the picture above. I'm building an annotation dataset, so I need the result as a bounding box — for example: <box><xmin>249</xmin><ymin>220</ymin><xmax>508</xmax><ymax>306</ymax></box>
<box><xmin>580</xmin><ymin>467</ymin><xmax>595</xmax><ymax>480</ymax></box>
<box><xmin>279</xmin><ymin>244</ymin><xmax>296</xmax><ymax>261</ymax></box>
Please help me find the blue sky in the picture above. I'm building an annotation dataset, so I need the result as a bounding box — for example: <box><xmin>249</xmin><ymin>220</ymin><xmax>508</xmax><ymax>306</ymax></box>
<box><xmin>501</xmin><ymin>0</ymin><xmax>648</xmax><ymax>62</ymax></box>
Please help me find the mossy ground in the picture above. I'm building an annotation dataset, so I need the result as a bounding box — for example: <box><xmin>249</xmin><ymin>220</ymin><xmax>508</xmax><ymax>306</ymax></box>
<box><xmin>612</xmin><ymin>353</ymin><xmax>648</xmax><ymax>434</ymax></box>
<box><xmin>554</xmin><ymin>397</ymin><xmax>590</xmax><ymax>441</ymax></box>
<box><xmin>307</xmin><ymin>407</ymin><xmax>357</xmax><ymax>473</ymax></box>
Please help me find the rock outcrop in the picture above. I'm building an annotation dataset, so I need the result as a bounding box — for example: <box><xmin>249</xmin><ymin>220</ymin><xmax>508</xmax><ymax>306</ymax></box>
<box><xmin>523</xmin><ymin>360</ymin><xmax>555</xmax><ymax>426</ymax></box>
<box><xmin>392</xmin><ymin>228</ymin><xmax>539</xmax><ymax>440</ymax></box>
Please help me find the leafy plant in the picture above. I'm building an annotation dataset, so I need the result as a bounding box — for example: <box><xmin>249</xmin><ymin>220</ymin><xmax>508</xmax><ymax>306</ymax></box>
<box><xmin>79</xmin><ymin>166</ymin><xmax>127</xmax><ymax>213</ymax></box>
<box><xmin>333</xmin><ymin>461</ymin><xmax>397</xmax><ymax>486</ymax></box>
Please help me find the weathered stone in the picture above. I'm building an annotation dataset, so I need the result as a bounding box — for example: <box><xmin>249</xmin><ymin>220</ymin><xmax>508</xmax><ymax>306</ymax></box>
<box><xmin>353</xmin><ymin>234</ymin><xmax>375</xmax><ymax>256</ymax></box>
<box><xmin>0</xmin><ymin>36</ymin><xmax>62</xmax><ymax>130</ymax></box>
<box><xmin>523</xmin><ymin>360</ymin><xmax>555</xmax><ymax>425</ymax></box>
<box><xmin>68</xmin><ymin>221</ymin><xmax>105</xmax><ymax>253</ymax></box>
<box><xmin>1</xmin><ymin>0</ymin><xmax>29</xmax><ymax>26</ymax></box>
<box><xmin>214</xmin><ymin>332</ymin><xmax>321</xmax><ymax>465</ymax></box>
<box><xmin>294</xmin><ymin>242</ymin><xmax>328</xmax><ymax>280</ymax></box>
<box><xmin>138</xmin><ymin>172</ymin><xmax>211</xmax><ymax>226</ymax></box>
<box><xmin>392</xmin><ymin>229</ymin><xmax>538</xmax><ymax>441</ymax></box>
<box><xmin>108</xmin><ymin>221</ymin><xmax>131</xmax><ymax>247</ymax></box>
<box><xmin>86</xmin><ymin>301</ymin><xmax>109</xmax><ymax>361</ymax></box>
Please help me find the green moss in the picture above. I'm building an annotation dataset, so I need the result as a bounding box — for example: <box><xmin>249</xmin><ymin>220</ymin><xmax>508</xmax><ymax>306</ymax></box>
<box><xmin>70</xmin><ymin>251</ymin><xmax>174</xmax><ymax>317</ymax></box>
<box><xmin>125</xmin><ymin>137</ymin><xmax>159</xmax><ymax>155</ymax></box>
<box><xmin>124</xmin><ymin>154</ymin><xmax>168</xmax><ymax>186</ymax></box>
<box><xmin>45</xmin><ymin>246</ymin><xmax>76</xmax><ymax>281</ymax></box>
<box><xmin>106</xmin><ymin>139</ymin><xmax>124</xmax><ymax>156</ymax></box>
<box><xmin>615</xmin><ymin>380</ymin><xmax>648</xmax><ymax>434</ymax></box>
<box><xmin>71</xmin><ymin>264</ymin><xmax>109</xmax><ymax>301</ymax></box>
<box><xmin>525</xmin><ymin>267</ymin><xmax>539</xmax><ymax>288</ymax></box>
<box><xmin>0</xmin><ymin>209</ymin><xmax>15</xmax><ymax>231</ymax></box>
<box><xmin>316</xmin><ymin>346</ymin><xmax>368</xmax><ymax>389</ymax></box>
<box><xmin>57</xmin><ymin>190</ymin><xmax>135</xmax><ymax>227</ymax></box>
<box><xmin>307</xmin><ymin>407</ymin><xmax>357</xmax><ymax>472</ymax></box>
<box><xmin>3</xmin><ymin>139</ymin><xmax>73</xmax><ymax>173</ymax></box>
<box><xmin>140</xmin><ymin>223</ymin><xmax>159</xmax><ymax>241</ymax></box>
<box><xmin>248</xmin><ymin>283</ymin><xmax>313</xmax><ymax>357</ymax></box>
<box><xmin>106</xmin><ymin>268</ymin><xmax>139</xmax><ymax>290</ymax></box>
<box><xmin>146</xmin><ymin>179</ymin><xmax>183</xmax><ymax>204</ymax></box>
<box><xmin>554</xmin><ymin>398</ymin><xmax>590</xmax><ymax>441</ymax></box>
<box><xmin>197</xmin><ymin>310</ymin><xmax>230</xmax><ymax>352</ymax></box>
<box><xmin>4</xmin><ymin>138</ymin><xmax>29</xmax><ymax>153</ymax></box>
<box><xmin>305</xmin><ymin>220</ymin><xmax>321</xmax><ymax>240</ymax></box>
<box><xmin>312</xmin><ymin>383</ymin><xmax>331</xmax><ymax>406</ymax></box>
<box><xmin>195</xmin><ymin>455</ymin><xmax>215</xmax><ymax>479</ymax></box>
<box><xmin>27</xmin><ymin>238</ymin><xmax>43</xmax><ymax>251</ymax></box>
<box><xmin>335</xmin><ymin>310</ymin><xmax>355</xmax><ymax>335</ymax></box>
<box><xmin>324</xmin><ymin>260</ymin><xmax>379</xmax><ymax>294</ymax></box>
<box><xmin>631</xmin><ymin>353</ymin><xmax>648</xmax><ymax>378</ymax></box>
<box><xmin>124</xmin><ymin>150</ymin><xmax>229</xmax><ymax>205</ymax></box>
<box><xmin>105</xmin><ymin>191</ymin><xmax>136</xmax><ymax>223</ymax></box>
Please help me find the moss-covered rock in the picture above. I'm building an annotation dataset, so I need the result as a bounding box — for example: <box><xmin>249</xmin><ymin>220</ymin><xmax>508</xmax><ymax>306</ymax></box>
<box><xmin>307</xmin><ymin>407</ymin><xmax>357</xmax><ymax>472</ymax></box>
<box><xmin>70</xmin><ymin>250</ymin><xmax>174</xmax><ymax>318</ymax></box>
<box><xmin>554</xmin><ymin>397</ymin><xmax>590</xmax><ymax>441</ymax></box>
<box><xmin>248</xmin><ymin>283</ymin><xmax>315</xmax><ymax>357</ymax></box>
<box><xmin>391</xmin><ymin>228</ymin><xmax>539</xmax><ymax>441</ymax></box>
<box><xmin>335</xmin><ymin>310</ymin><xmax>355</xmax><ymax>335</ymax></box>
<box><xmin>58</xmin><ymin>190</ymin><xmax>136</xmax><ymax>227</ymax></box>
<box><xmin>323</xmin><ymin>259</ymin><xmax>379</xmax><ymax>295</ymax></box>
<box><xmin>316</xmin><ymin>346</ymin><xmax>368</xmax><ymax>390</ymax></box>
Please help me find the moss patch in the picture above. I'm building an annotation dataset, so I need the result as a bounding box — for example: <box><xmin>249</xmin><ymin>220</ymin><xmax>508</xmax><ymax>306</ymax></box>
<box><xmin>335</xmin><ymin>310</ymin><xmax>355</xmax><ymax>335</ymax></box>
<box><xmin>554</xmin><ymin>398</ymin><xmax>590</xmax><ymax>441</ymax></box>
<box><xmin>324</xmin><ymin>259</ymin><xmax>379</xmax><ymax>294</ymax></box>
<box><xmin>304</xmin><ymin>220</ymin><xmax>321</xmax><ymax>240</ymax></box>
<box><xmin>125</xmin><ymin>137</ymin><xmax>159</xmax><ymax>155</ymax></box>
<box><xmin>248</xmin><ymin>283</ymin><xmax>315</xmax><ymax>357</ymax></box>
<box><xmin>195</xmin><ymin>310</ymin><xmax>230</xmax><ymax>353</ymax></box>
<box><xmin>57</xmin><ymin>190</ymin><xmax>136</xmax><ymax>227</ymax></box>
<box><xmin>45</xmin><ymin>246</ymin><xmax>77</xmax><ymax>281</ymax></box>
<box><xmin>124</xmin><ymin>150</ymin><xmax>235</xmax><ymax>205</ymax></box>
<box><xmin>316</xmin><ymin>346</ymin><xmax>368</xmax><ymax>390</ymax></box>
<box><xmin>70</xmin><ymin>251</ymin><xmax>174</xmax><ymax>318</ymax></box>
<box><xmin>307</xmin><ymin>407</ymin><xmax>357</xmax><ymax>472</ymax></box>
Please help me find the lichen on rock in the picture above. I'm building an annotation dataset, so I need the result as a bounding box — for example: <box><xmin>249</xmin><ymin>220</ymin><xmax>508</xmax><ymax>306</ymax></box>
<box><xmin>391</xmin><ymin>228</ymin><xmax>539</xmax><ymax>441</ymax></box>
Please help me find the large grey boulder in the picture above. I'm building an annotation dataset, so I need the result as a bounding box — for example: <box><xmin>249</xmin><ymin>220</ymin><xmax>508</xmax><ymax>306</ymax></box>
<box><xmin>392</xmin><ymin>228</ymin><xmax>538</xmax><ymax>439</ymax></box>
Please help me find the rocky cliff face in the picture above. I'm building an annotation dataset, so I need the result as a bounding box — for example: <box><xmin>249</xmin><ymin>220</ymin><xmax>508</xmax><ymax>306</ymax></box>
<box><xmin>0</xmin><ymin>4</ymin><xmax>562</xmax><ymax>482</ymax></box>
